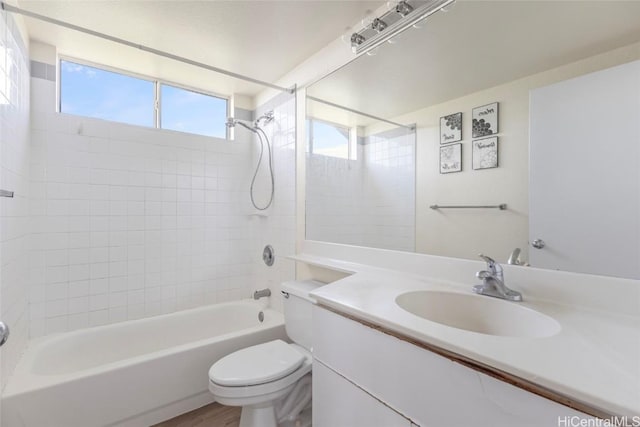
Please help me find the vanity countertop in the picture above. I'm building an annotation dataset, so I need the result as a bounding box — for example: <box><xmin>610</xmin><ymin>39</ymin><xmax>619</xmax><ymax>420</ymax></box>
<box><xmin>294</xmin><ymin>253</ymin><xmax>640</xmax><ymax>417</ymax></box>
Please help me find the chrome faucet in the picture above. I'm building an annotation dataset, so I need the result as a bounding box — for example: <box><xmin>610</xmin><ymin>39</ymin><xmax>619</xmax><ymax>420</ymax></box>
<box><xmin>473</xmin><ymin>254</ymin><xmax>523</xmax><ymax>302</ymax></box>
<box><xmin>253</xmin><ymin>288</ymin><xmax>271</xmax><ymax>300</ymax></box>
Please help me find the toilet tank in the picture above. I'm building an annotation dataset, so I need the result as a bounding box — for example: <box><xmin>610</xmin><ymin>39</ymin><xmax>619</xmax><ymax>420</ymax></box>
<box><xmin>281</xmin><ymin>280</ymin><xmax>324</xmax><ymax>351</ymax></box>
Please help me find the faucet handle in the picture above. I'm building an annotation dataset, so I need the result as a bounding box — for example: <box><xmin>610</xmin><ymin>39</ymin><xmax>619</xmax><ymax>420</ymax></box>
<box><xmin>478</xmin><ymin>253</ymin><xmax>495</xmax><ymax>266</ymax></box>
<box><xmin>478</xmin><ymin>253</ymin><xmax>501</xmax><ymax>275</ymax></box>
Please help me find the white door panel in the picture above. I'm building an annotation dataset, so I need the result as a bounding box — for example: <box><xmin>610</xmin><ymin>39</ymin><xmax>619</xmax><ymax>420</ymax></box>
<box><xmin>529</xmin><ymin>60</ymin><xmax>640</xmax><ymax>279</ymax></box>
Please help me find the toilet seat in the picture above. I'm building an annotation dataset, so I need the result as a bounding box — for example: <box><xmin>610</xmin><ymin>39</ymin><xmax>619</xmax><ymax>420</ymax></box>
<box><xmin>209</xmin><ymin>340</ymin><xmax>305</xmax><ymax>387</ymax></box>
<box><xmin>209</xmin><ymin>341</ymin><xmax>311</xmax><ymax>401</ymax></box>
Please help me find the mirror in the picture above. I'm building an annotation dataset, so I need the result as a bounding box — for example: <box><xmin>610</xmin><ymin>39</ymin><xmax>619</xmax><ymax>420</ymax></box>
<box><xmin>305</xmin><ymin>1</ymin><xmax>640</xmax><ymax>279</ymax></box>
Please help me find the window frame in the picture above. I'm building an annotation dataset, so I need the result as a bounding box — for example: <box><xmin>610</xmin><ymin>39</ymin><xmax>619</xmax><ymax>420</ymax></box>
<box><xmin>58</xmin><ymin>56</ymin><xmax>231</xmax><ymax>139</ymax></box>
<box><xmin>307</xmin><ymin>117</ymin><xmax>356</xmax><ymax>160</ymax></box>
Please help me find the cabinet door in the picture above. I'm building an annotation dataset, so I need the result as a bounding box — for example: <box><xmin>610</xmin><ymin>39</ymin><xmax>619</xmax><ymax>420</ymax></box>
<box><xmin>313</xmin><ymin>361</ymin><xmax>412</xmax><ymax>427</ymax></box>
<box><xmin>529</xmin><ymin>60</ymin><xmax>640</xmax><ymax>278</ymax></box>
<box><xmin>313</xmin><ymin>306</ymin><xmax>597</xmax><ymax>427</ymax></box>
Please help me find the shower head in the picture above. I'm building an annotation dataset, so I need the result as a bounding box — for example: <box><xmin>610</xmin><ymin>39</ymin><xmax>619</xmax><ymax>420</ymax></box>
<box><xmin>227</xmin><ymin>117</ymin><xmax>258</xmax><ymax>133</ymax></box>
<box><xmin>255</xmin><ymin>111</ymin><xmax>274</xmax><ymax>127</ymax></box>
<box><xmin>228</xmin><ymin>111</ymin><xmax>274</xmax><ymax>131</ymax></box>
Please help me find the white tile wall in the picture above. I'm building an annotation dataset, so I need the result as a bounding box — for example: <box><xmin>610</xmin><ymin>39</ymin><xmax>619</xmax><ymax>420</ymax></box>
<box><xmin>306</xmin><ymin>129</ymin><xmax>415</xmax><ymax>252</ymax></box>
<box><xmin>0</xmin><ymin>9</ymin><xmax>30</xmax><ymax>390</ymax></box>
<box><xmin>361</xmin><ymin>132</ymin><xmax>415</xmax><ymax>252</ymax></box>
<box><xmin>28</xmin><ymin>73</ymin><xmax>296</xmax><ymax>337</ymax></box>
<box><xmin>306</xmin><ymin>154</ymin><xmax>364</xmax><ymax>246</ymax></box>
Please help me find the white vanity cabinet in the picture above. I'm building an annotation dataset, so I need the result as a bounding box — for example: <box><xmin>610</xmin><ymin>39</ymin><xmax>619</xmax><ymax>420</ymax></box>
<box><xmin>312</xmin><ymin>305</ymin><xmax>594</xmax><ymax>427</ymax></box>
<box><xmin>313</xmin><ymin>361</ymin><xmax>414</xmax><ymax>427</ymax></box>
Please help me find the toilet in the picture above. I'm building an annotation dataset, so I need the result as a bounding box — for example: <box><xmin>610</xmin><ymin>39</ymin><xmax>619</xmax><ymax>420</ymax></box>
<box><xmin>208</xmin><ymin>280</ymin><xmax>322</xmax><ymax>427</ymax></box>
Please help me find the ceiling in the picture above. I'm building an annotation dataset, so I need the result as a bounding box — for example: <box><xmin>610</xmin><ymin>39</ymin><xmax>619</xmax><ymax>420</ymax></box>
<box><xmin>19</xmin><ymin>0</ymin><xmax>381</xmax><ymax>104</ymax></box>
<box><xmin>307</xmin><ymin>0</ymin><xmax>640</xmax><ymax>124</ymax></box>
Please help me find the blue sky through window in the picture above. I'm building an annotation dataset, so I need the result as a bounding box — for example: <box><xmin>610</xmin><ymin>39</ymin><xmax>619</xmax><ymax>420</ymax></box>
<box><xmin>309</xmin><ymin>119</ymin><xmax>350</xmax><ymax>159</ymax></box>
<box><xmin>60</xmin><ymin>60</ymin><xmax>154</xmax><ymax>127</ymax></box>
<box><xmin>60</xmin><ymin>60</ymin><xmax>228</xmax><ymax>138</ymax></box>
<box><xmin>161</xmin><ymin>84</ymin><xmax>227</xmax><ymax>138</ymax></box>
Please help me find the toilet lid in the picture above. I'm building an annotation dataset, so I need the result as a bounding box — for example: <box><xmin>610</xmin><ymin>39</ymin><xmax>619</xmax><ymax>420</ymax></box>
<box><xmin>209</xmin><ymin>340</ymin><xmax>305</xmax><ymax>387</ymax></box>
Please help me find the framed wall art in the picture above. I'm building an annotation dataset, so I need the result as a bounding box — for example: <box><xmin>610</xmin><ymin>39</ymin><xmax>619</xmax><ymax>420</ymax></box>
<box><xmin>440</xmin><ymin>112</ymin><xmax>462</xmax><ymax>144</ymax></box>
<box><xmin>472</xmin><ymin>102</ymin><xmax>498</xmax><ymax>138</ymax></box>
<box><xmin>472</xmin><ymin>136</ymin><xmax>498</xmax><ymax>170</ymax></box>
<box><xmin>440</xmin><ymin>143</ymin><xmax>462</xmax><ymax>174</ymax></box>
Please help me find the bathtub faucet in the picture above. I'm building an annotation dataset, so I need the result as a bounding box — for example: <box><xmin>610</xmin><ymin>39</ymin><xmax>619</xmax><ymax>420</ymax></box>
<box><xmin>253</xmin><ymin>288</ymin><xmax>271</xmax><ymax>300</ymax></box>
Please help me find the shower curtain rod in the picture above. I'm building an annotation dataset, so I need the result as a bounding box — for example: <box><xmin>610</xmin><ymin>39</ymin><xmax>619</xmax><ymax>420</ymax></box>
<box><xmin>0</xmin><ymin>1</ymin><xmax>295</xmax><ymax>94</ymax></box>
<box><xmin>307</xmin><ymin>96</ymin><xmax>414</xmax><ymax>130</ymax></box>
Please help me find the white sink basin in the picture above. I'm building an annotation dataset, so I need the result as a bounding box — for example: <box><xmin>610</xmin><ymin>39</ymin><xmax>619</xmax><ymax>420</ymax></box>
<box><xmin>395</xmin><ymin>291</ymin><xmax>561</xmax><ymax>338</ymax></box>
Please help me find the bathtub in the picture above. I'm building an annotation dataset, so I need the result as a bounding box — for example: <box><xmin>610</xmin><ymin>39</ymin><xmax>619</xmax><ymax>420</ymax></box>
<box><xmin>2</xmin><ymin>300</ymin><xmax>286</xmax><ymax>427</ymax></box>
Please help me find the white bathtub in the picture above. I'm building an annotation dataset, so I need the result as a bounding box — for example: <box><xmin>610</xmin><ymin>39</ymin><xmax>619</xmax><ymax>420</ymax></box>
<box><xmin>2</xmin><ymin>300</ymin><xmax>286</xmax><ymax>427</ymax></box>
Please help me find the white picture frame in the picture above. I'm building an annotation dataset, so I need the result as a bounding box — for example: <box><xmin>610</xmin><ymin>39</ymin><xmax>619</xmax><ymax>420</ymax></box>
<box><xmin>472</xmin><ymin>136</ymin><xmax>498</xmax><ymax>170</ymax></box>
<box><xmin>440</xmin><ymin>143</ymin><xmax>462</xmax><ymax>174</ymax></box>
<box><xmin>472</xmin><ymin>102</ymin><xmax>499</xmax><ymax>138</ymax></box>
<box><xmin>440</xmin><ymin>112</ymin><xmax>462</xmax><ymax>144</ymax></box>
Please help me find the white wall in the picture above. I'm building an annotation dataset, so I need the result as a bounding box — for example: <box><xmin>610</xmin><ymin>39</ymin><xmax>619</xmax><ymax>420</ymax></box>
<box><xmin>398</xmin><ymin>81</ymin><xmax>530</xmax><ymax>262</ymax></box>
<box><xmin>27</xmin><ymin>42</ymin><xmax>296</xmax><ymax>337</ymax></box>
<box><xmin>0</xmin><ymin>7</ymin><xmax>30</xmax><ymax>390</ymax></box>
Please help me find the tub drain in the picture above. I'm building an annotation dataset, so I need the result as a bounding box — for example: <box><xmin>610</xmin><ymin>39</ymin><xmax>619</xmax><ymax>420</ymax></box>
<box><xmin>258</xmin><ymin>311</ymin><xmax>264</xmax><ymax>323</ymax></box>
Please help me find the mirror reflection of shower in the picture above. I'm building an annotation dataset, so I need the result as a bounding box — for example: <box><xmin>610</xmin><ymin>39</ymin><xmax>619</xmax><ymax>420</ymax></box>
<box><xmin>226</xmin><ymin>111</ymin><xmax>275</xmax><ymax>210</ymax></box>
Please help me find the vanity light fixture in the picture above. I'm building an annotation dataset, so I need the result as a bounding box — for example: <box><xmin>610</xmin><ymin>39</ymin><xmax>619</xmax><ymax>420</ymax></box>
<box><xmin>350</xmin><ymin>0</ymin><xmax>455</xmax><ymax>54</ymax></box>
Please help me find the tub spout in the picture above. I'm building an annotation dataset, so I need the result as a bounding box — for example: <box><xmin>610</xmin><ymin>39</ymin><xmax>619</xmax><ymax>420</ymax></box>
<box><xmin>253</xmin><ymin>288</ymin><xmax>271</xmax><ymax>300</ymax></box>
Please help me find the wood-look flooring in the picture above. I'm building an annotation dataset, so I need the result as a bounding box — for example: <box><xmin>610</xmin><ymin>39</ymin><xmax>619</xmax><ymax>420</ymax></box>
<box><xmin>152</xmin><ymin>402</ymin><xmax>241</xmax><ymax>427</ymax></box>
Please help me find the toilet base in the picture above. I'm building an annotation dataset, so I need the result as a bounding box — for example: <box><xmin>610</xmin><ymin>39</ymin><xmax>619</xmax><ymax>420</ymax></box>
<box><xmin>230</xmin><ymin>373</ymin><xmax>312</xmax><ymax>427</ymax></box>
<box><xmin>238</xmin><ymin>401</ymin><xmax>311</xmax><ymax>427</ymax></box>
<box><xmin>279</xmin><ymin>403</ymin><xmax>312</xmax><ymax>427</ymax></box>
<box><xmin>239</xmin><ymin>404</ymin><xmax>278</xmax><ymax>427</ymax></box>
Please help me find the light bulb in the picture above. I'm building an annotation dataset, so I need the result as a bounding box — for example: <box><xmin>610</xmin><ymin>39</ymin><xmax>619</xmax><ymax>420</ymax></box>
<box><xmin>395</xmin><ymin>0</ymin><xmax>414</xmax><ymax>17</ymax></box>
<box><xmin>371</xmin><ymin>18</ymin><xmax>388</xmax><ymax>33</ymax></box>
<box><xmin>350</xmin><ymin>33</ymin><xmax>365</xmax><ymax>53</ymax></box>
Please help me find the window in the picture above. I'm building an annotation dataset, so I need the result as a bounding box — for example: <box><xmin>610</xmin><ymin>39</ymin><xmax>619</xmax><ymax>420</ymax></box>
<box><xmin>60</xmin><ymin>59</ymin><xmax>228</xmax><ymax>138</ymax></box>
<box><xmin>307</xmin><ymin>118</ymin><xmax>355</xmax><ymax>159</ymax></box>
<box><xmin>60</xmin><ymin>60</ymin><xmax>155</xmax><ymax>127</ymax></box>
<box><xmin>160</xmin><ymin>84</ymin><xmax>227</xmax><ymax>138</ymax></box>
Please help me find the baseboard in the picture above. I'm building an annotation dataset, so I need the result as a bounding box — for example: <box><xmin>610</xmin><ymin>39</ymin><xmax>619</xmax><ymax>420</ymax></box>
<box><xmin>110</xmin><ymin>392</ymin><xmax>216</xmax><ymax>427</ymax></box>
